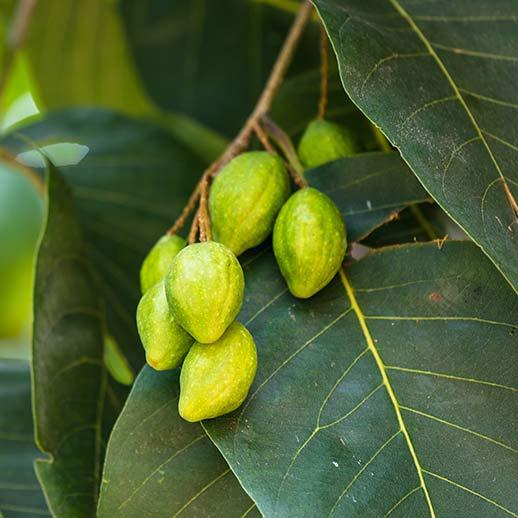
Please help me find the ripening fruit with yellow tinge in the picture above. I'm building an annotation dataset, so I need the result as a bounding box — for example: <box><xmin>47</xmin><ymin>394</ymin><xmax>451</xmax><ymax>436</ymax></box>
<box><xmin>136</xmin><ymin>281</ymin><xmax>194</xmax><ymax>370</ymax></box>
<box><xmin>140</xmin><ymin>234</ymin><xmax>185</xmax><ymax>293</ymax></box>
<box><xmin>209</xmin><ymin>151</ymin><xmax>290</xmax><ymax>256</ymax></box>
<box><xmin>273</xmin><ymin>187</ymin><xmax>346</xmax><ymax>298</ymax></box>
<box><xmin>298</xmin><ymin>119</ymin><xmax>358</xmax><ymax>168</ymax></box>
<box><xmin>165</xmin><ymin>241</ymin><xmax>244</xmax><ymax>343</ymax></box>
<box><xmin>179</xmin><ymin>322</ymin><xmax>257</xmax><ymax>422</ymax></box>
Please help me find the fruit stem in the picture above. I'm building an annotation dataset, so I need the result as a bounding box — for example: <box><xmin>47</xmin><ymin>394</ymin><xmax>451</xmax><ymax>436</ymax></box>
<box><xmin>198</xmin><ymin>175</ymin><xmax>212</xmax><ymax>241</ymax></box>
<box><xmin>252</xmin><ymin>122</ymin><xmax>275</xmax><ymax>153</ymax></box>
<box><xmin>260</xmin><ymin>115</ymin><xmax>307</xmax><ymax>189</ymax></box>
<box><xmin>317</xmin><ymin>23</ymin><xmax>329</xmax><ymax>120</ymax></box>
<box><xmin>188</xmin><ymin>207</ymin><xmax>200</xmax><ymax>244</ymax></box>
<box><xmin>166</xmin><ymin>0</ymin><xmax>313</xmax><ymax>236</ymax></box>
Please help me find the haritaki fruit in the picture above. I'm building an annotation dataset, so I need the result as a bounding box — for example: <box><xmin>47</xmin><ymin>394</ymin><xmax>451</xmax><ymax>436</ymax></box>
<box><xmin>209</xmin><ymin>151</ymin><xmax>290</xmax><ymax>256</ymax></box>
<box><xmin>165</xmin><ymin>241</ymin><xmax>244</xmax><ymax>343</ymax></box>
<box><xmin>298</xmin><ymin>119</ymin><xmax>357</xmax><ymax>168</ymax></box>
<box><xmin>179</xmin><ymin>321</ymin><xmax>257</xmax><ymax>422</ymax></box>
<box><xmin>140</xmin><ymin>234</ymin><xmax>185</xmax><ymax>293</ymax></box>
<box><xmin>273</xmin><ymin>187</ymin><xmax>346</xmax><ymax>298</ymax></box>
<box><xmin>136</xmin><ymin>281</ymin><xmax>194</xmax><ymax>370</ymax></box>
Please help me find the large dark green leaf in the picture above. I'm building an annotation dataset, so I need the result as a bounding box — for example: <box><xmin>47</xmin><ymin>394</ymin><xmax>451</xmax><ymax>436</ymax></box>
<box><xmin>205</xmin><ymin>241</ymin><xmax>517</xmax><ymax>516</ymax></box>
<box><xmin>3</xmin><ymin>109</ymin><xmax>205</xmax><ymax>370</ymax></box>
<box><xmin>32</xmin><ymin>164</ymin><xmax>110</xmax><ymax>517</ymax></box>
<box><xmin>314</xmin><ymin>0</ymin><xmax>518</xmax><ymax>292</ymax></box>
<box><xmin>98</xmin><ymin>367</ymin><xmax>258</xmax><ymax>518</ymax></box>
<box><xmin>0</xmin><ymin>359</ymin><xmax>49</xmax><ymax>518</ymax></box>
<box><xmin>307</xmin><ymin>152</ymin><xmax>430</xmax><ymax>242</ymax></box>
<box><xmin>121</xmin><ymin>0</ymin><xmax>319</xmax><ymax>135</ymax></box>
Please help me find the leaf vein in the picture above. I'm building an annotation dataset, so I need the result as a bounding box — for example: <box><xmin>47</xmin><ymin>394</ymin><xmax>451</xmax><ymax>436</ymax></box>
<box><xmin>401</xmin><ymin>405</ymin><xmax>517</xmax><ymax>452</ymax></box>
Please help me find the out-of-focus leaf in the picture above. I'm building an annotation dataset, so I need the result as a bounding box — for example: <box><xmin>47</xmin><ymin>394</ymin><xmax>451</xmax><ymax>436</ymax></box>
<box><xmin>314</xmin><ymin>0</ymin><xmax>518</xmax><ymax>292</ymax></box>
<box><xmin>32</xmin><ymin>164</ymin><xmax>110</xmax><ymax>516</ymax></box>
<box><xmin>103</xmin><ymin>334</ymin><xmax>135</xmax><ymax>387</ymax></box>
<box><xmin>121</xmin><ymin>0</ymin><xmax>319</xmax><ymax>135</ymax></box>
<box><xmin>0</xmin><ymin>359</ymin><xmax>49</xmax><ymax>518</ymax></box>
<box><xmin>205</xmin><ymin>241</ymin><xmax>518</xmax><ymax>517</ymax></box>
<box><xmin>2</xmin><ymin>109</ymin><xmax>206</xmax><ymax>370</ymax></box>
<box><xmin>271</xmin><ymin>68</ymin><xmax>378</xmax><ymax>150</ymax></box>
<box><xmin>0</xmin><ymin>160</ymin><xmax>42</xmax><ymax>338</ymax></box>
<box><xmin>98</xmin><ymin>367</ymin><xmax>259</xmax><ymax>518</ymax></box>
<box><xmin>25</xmin><ymin>0</ymin><xmax>154</xmax><ymax>116</ymax></box>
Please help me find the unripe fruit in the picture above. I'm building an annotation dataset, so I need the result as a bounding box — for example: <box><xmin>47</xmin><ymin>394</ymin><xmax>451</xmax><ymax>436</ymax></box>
<box><xmin>136</xmin><ymin>281</ymin><xmax>194</xmax><ymax>370</ymax></box>
<box><xmin>273</xmin><ymin>187</ymin><xmax>346</xmax><ymax>298</ymax></box>
<box><xmin>140</xmin><ymin>235</ymin><xmax>185</xmax><ymax>293</ymax></box>
<box><xmin>298</xmin><ymin>119</ymin><xmax>357</xmax><ymax>168</ymax></box>
<box><xmin>209</xmin><ymin>151</ymin><xmax>290</xmax><ymax>256</ymax></box>
<box><xmin>179</xmin><ymin>321</ymin><xmax>257</xmax><ymax>422</ymax></box>
<box><xmin>165</xmin><ymin>241</ymin><xmax>244</xmax><ymax>343</ymax></box>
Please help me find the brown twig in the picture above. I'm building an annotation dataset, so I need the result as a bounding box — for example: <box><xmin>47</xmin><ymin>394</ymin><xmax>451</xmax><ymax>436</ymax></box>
<box><xmin>166</xmin><ymin>187</ymin><xmax>201</xmax><ymax>236</ymax></box>
<box><xmin>253</xmin><ymin>122</ymin><xmax>275</xmax><ymax>153</ymax></box>
<box><xmin>0</xmin><ymin>0</ymin><xmax>39</xmax><ymax>98</ymax></box>
<box><xmin>261</xmin><ymin>115</ymin><xmax>307</xmax><ymax>189</ymax></box>
<box><xmin>317</xmin><ymin>23</ymin><xmax>329</xmax><ymax>120</ymax></box>
<box><xmin>165</xmin><ymin>0</ymin><xmax>313</xmax><ymax>237</ymax></box>
<box><xmin>198</xmin><ymin>175</ymin><xmax>211</xmax><ymax>241</ymax></box>
<box><xmin>188</xmin><ymin>208</ymin><xmax>201</xmax><ymax>244</ymax></box>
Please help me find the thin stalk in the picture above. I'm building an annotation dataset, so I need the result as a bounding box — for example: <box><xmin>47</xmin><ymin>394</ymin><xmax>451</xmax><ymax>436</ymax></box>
<box><xmin>166</xmin><ymin>0</ymin><xmax>313</xmax><ymax>237</ymax></box>
<box><xmin>261</xmin><ymin>115</ymin><xmax>307</xmax><ymax>188</ymax></box>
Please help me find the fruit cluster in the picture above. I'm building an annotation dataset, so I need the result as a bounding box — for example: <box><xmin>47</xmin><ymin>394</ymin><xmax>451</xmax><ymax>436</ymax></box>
<box><xmin>136</xmin><ymin>119</ymin><xmax>353</xmax><ymax>422</ymax></box>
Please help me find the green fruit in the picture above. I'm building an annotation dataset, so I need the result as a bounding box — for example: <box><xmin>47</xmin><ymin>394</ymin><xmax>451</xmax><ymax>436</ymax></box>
<box><xmin>273</xmin><ymin>187</ymin><xmax>346</xmax><ymax>298</ymax></box>
<box><xmin>136</xmin><ymin>281</ymin><xmax>194</xmax><ymax>370</ymax></box>
<box><xmin>298</xmin><ymin>119</ymin><xmax>357</xmax><ymax>168</ymax></box>
<box><xmin>140</xmin><ymin>234</ymin><xmax>185</xmax><ymax>293</ymax></box>
<box><xmin>179</xmin><ymin>321</ymin><xmax>257</xmax><ymax>422</ymax></box>
<box><xmin>209</xmin><ymin>151</ymin><xmax>290</xmax><ymax>256</ymax></box>
<box><xmin>165</xmin><ymin>241</ymin><xmax>244</xmax><ymax>343</ymax></box>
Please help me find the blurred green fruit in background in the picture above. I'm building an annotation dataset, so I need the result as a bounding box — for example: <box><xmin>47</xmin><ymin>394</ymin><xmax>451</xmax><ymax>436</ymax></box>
<box><xmin>0</xmin><ymin>163</ymin><xmax>43</xmax><ymax>337</ymax></box>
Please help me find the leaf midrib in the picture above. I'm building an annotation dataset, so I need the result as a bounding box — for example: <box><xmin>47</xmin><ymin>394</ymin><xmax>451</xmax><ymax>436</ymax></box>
<box><xmin>338</xmin><ymin>267</ymin><xmax>436</xmax><ymax>517</ymax></box>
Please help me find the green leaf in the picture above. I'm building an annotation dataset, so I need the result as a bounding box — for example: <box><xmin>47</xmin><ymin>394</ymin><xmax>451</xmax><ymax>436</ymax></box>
<box><xmin>32</xmin><ymin>164</ymin><xmax>111</xmax><ymax>516</ymax></box>
<box><xmin>0</xmin><ymin>359</ymin><xmax>49</xmax><ymax>517</ymax></box>
<box><xmin>204</xmin><ymin>241</ymin><xmax>517</xmax><ymax>516</ymax></box>
<box><xmin>306</xmin><ymin>152</ymin><xmax>431</xmax><ymax>242</ymax></box>
<box><xmin>314</xmin><ymin>0</ymin><xmax>518</xmax><ymax>291</ymax></box>
<box><xmin>362</xmin><ymin>203</ymin><xmax>447</xmax><ymax>247</ymax></box>
<box><xmin>2</xmin><ymin>109</ymin><xmax>206</xmax><ymax>370</ymax></box>
<box><xmin>120</xmin><ymin>0</ymin><xmax>319</xmax><ymax>135</ymax></box>
<box><xmin>18</xmin><ymin>0</ymin><xmax>225</xmax><ymax>164</ymax></box>
<box><xmin>24</xmin><ymin>0</ymin><xmax>154</xmax><ymax>116</ymax></box>
<box><xmin>98</xmin><ymin>366</ymin><xmax>258</xmax><ymax>518</ymax></box>
<box><xmin>270</xmin><ymin>68</ymin><xmax>377</xmax><ymax>149</ymax></box>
